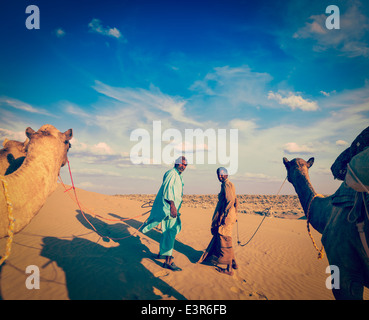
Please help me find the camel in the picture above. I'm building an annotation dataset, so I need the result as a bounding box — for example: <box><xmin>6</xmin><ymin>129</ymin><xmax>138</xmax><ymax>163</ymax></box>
<box><xmin>283</xmin><ymin>157</ymin><xmax>369</xmax><ymax>300</ymax></box>
<box><xmin>0</xmin><ymin>138</ymin><xmax>29</xmax><ymax>176</ymax></box>
<box><xmin>0</xmin><ymin>125</ymin><xmax>72</xmax><ymax>238</ymax></box>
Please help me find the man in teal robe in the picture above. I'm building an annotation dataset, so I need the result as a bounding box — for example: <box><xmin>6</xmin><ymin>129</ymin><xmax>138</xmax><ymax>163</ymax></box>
<box><xmin>142</xmin><ymin>156</ymin><xmax>187</xmax><ymax>271</ymax></box>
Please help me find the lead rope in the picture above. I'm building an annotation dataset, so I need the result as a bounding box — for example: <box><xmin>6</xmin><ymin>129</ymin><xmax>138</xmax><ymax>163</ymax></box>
<box><xmin>237</xmin><ymin>177</ymin><xmax>287</xmax><ymax>247</ymax></box>
<box><xmin>0</xmin><ymin>176</ymin><xmax>15</xmax><ymax>266</ymax></box>
<box><xmin>306</xmin><ymin>194</ymin><xmax>325</xmax><ymax>260</ymax></box>
<box><xmin>61</xmin><ymin>159</ymin><xmax>151</xmax><ymax>241</ymax></box>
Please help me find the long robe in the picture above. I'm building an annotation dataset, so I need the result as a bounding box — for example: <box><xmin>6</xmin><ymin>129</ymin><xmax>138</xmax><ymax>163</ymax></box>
<box><xmin>142</xmin><ymin>167</ymin><xmax>183</xmax><ymax>256</ymax></box>
<box><xmin>198</xmin><ymin>178</ymin><xmax>237</xmax><ymax>265</ymax></box>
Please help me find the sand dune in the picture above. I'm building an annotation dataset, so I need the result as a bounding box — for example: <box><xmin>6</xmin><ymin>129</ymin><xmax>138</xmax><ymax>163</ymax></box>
<box><xmin>0</xmin><ymin>184</ymin><xmax>367</xmax><ymax>300</ymax></box>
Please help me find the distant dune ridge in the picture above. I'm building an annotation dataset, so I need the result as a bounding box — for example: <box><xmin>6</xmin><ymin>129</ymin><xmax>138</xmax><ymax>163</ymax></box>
<box><xmin>115</xmin><ymin>194</ymin><xmax>305</xmax><ymax>219</ymax></box>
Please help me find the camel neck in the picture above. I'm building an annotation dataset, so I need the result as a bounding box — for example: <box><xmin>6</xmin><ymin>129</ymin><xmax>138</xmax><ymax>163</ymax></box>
<box><xmin>14</xmin><ymin>139</ymin><xmax>62</xmax><ymax>185</ymax></box>
<box><xmin>292</xmin><ymin>173</ymin><xmax>317</xmax><ymax>217</ymax></box>
<box><xmin>0</xmin><ymin>133</ymin><xmax>67</xmax><ymax>237</ymax></box>
<box><xmin>4</xmin><ymin>137</ymin><xmax>64</xmax><ymax>227</ymax></box>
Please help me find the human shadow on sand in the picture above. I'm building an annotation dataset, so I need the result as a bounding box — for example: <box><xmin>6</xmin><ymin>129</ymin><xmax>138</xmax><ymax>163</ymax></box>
<box><xmin>40</xmin><ymin>212</ymin><xmax>186</xmax><ymax>300</ymax></box>
<box><xmin>108</xmin><ymin>212</ymin><xmax>203</xmax><ymax>264</ymax></box>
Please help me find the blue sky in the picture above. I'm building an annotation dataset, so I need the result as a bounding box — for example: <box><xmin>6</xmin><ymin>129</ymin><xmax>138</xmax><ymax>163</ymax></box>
<box><xmin>1</xmin><ymin>0</ymin><xmax>369</xmax><ymax>195</ymax></box>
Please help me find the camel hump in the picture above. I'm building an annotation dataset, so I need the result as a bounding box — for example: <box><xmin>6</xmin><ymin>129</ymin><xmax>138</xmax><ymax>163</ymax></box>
<box><xmin>2</xmin><ymin>138</ymin><xmax>9</xmax><ymax>147</ymax></box>
<box><xmin>331</xmin><ymin>126</ymin><xmax>369</xmax><ymax>180</ymax></box>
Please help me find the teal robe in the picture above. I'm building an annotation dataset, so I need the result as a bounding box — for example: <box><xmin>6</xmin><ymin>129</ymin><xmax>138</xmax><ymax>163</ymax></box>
<box><xmin>142</xmin><ymin>167</ymin><xmax>183</xmax><ymax>256</ymax></box>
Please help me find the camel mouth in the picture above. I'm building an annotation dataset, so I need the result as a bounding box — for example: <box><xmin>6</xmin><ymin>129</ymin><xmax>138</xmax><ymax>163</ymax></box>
<box><xmin>65</xmin><ymin>141</ymin><xmax>72</xmax><ymax>150</ymax></box>
<box><xmin>61</xmin><ymin>156</ymin><xmax>69</xmax><ymax>167</ymax></box>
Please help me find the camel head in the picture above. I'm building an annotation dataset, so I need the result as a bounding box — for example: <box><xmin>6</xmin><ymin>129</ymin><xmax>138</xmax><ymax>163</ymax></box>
<box><xmin>283</xmin><ymin>157</ymin><xmax>314</xmax><ymax>184</ymax></box>
<box><xmin>25</xmin><ymin>124</ymin><xmax>73</xmax><ymax>167</ymax></box>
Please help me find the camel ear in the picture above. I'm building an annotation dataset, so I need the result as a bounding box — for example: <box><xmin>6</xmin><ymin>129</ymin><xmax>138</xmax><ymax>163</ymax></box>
<box><xmin>307</xmin><ymin>157</ymin><xmax>314</xmax><ymax>168</ymax></box>
<box><xmin>25</xmin><ymin>127</ymin><xmax>35</xmax><ymax>139</ymax></box>
<box><xmin>283</xmin><ymin>157</ymin><xmax>289</xmax><ymax>167</ymax></box>
<box><xmin>2</xmin><ymin>138</ymin><xmax>9</xmax><ymax>147</ymax></box>
<box><xmin>64</xmin><ymin>129</ymin><xmax>73</xmax><ymax>141</ymax></box>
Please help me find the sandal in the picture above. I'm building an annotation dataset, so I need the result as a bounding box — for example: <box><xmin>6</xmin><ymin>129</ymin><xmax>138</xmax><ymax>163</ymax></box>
<box><xmin>216</xmin><ymin>267</ymin><xmax>234</xmax><ymax>276</ymax></box>
<box><xmin>163</xmin><ymin>262</ymin><xmax>182</xmax><ymax>271</ymax></box>
<box><xmin>232</xmin><ymin>260</ymin><xmax>238</xmax><ymax>270</ymax></box>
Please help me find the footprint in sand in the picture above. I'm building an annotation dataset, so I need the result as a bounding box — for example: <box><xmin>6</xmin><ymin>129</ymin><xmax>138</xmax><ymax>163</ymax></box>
<box><xmin>250</xmin><ymin>291</ymin><xmax>268</xmax><ymax>300</ymax></box>
<box><xmin>154</xmin><ymin>270</ymin><xmax>170</xmax><ymax>278</ymax></box>
<box><xmin>230</xmin><ymin>286</ymin><xmax>250</xmax><ymax>299</ymax></box>
<box><xmin>230</xmin><ymin>275</ymin><xmax>268</xmax><ymax>300</ymax></box>
<box><xmin>230</xmin><ymin>286</ymin><xmax>242</xmax><ymax>294</ymax></box>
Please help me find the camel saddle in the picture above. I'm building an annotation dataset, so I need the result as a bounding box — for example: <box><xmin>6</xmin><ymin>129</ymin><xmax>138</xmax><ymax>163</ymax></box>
<box><xmin>332</xmin><ymin>183</ymin><xmax>369</xmax><ymax>258</ymax></box>
<box><xmin>345</xmin><ymin>147</ymin><xmax>369</xmax><ymax>193</ymax></box>
<box><xmin>331</xmin><ymin>126</ymin><xmax>369</xmax><ymax>181</ymax></box>
<box><xmin>353</xmin><ymin>193</ymin><xmax>369</xmax><ymax>258</ymax></box>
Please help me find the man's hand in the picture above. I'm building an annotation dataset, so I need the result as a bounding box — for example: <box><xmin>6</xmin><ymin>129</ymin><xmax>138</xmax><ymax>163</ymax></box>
<box><xmin>165</xmin><ymin>199</ymin><xmax>177</xmax><ymax>218</ymax></box>
<box><xmin>170</xmin><ymin>202</ymin><xmax>177</xmax><ymax>218</ymax></box>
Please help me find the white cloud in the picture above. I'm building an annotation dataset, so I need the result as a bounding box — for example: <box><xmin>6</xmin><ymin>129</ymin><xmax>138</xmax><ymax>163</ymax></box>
<box><xmin>336</xmin><ymin>140</ymin><xmax>348</xmax><ymax>146</ymax></box>
<box><xmin>55</xmin><ymin>28</ymin><xmax>65</xmax><ymax>38</ymax></box>
<box><xmin>268</xmin><ymin>91</ymin><xmax>319</xmax><ymax>111</ymax></box>
<box><xmin>107</xmin><ymin>28</ymin><xmax>121</xmax><ymax>38</ymax></box>
<box><xmin>88</xmin><ymin>19</ymin><xmax>124</xmax><ymax>40</ymax></box>
<box><xmin>77</xmin><ymin>181</ymin><xmax>96</xmax><ymax>189</ymax></box>
<box><xmin>91</xmin><ymin>142</ymin><xmax>115</xmax><ymax>155</ymax></box>
<box><xmin>72</xmin><ymin>168</ymin><xmax>121</xmax><ymax>177</ymax></box>
<box><xmin>70</xmin><ymin>138</ymin><xmax>116</xmax><ymax>156</ymax></box>
<box><xmin>174</xmin><ymin>141</ymin><xmax>209</xmax><ymax>153</ymax></box>
<box><xmin>233</xmin><ymin>172</ymin><xmax>282</xmax><ymax>183</ymax></box>
<box><xmin>190</xmin><ymin>66</ymin><xmax>321</xmax><ymax>114</ymax></box>
<box><xmin>0</xmin><ymin>97</ymin><xmax>52</xmax><ymax>116</ymax></box>
<box><xmin>293</xmin><ymin>15</ymin><xmax>327</xmax><ymax>39</ymax></box>
<box><xmin>283</xmin><ymin>142</ymin><xmax>316</xmax><ymax>154</ymax></box>
<box><xmin>293</xmin><ymin>5</ymin><xmax>369</xmax><ymax>58</ymax></box>
<box><xmin>92</xmin><ymin>81</ymin><xmax>202</xmax><ymax>126</ymax></box>
<box><xmin>65</xmin><ymin>103</ymin><xmax>92</xmax><ymax>119</ymax></box>
<box><xmin>190</xmin><ymin>65</ymin><xmax>273</xmax><ymax>108</ymax></box>
<box><xmin>0</xmin><ymin>128</ymin><xmax>26</xmax><ymax>142</ymax></box>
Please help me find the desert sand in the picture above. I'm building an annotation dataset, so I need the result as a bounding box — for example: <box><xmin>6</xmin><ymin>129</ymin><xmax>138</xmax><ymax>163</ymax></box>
<box><xmin>0</xmin><ymin>184</ymin><xmax>368</xmax><ymax>300</ymax></box>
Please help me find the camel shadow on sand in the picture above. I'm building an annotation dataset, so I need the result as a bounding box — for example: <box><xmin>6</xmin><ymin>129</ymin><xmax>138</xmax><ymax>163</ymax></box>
<box><xmin>40</xmin><ymin>212</ymin><xmax>186</xmax><ymax>300</ymax></box>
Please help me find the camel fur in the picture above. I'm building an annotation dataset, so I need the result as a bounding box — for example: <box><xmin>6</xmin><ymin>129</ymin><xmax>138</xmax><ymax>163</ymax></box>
<box><xmin>283</xmin><ymin>157</ymin><xmax>369</xmax><ymax>300</ymax></box>
<box><xmin>0</xmin><ymin>125</ymin><xmax>72</xmax><ymax>238</ymax></box>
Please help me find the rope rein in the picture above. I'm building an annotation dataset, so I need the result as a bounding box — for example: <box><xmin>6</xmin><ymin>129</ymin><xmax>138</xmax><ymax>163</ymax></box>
<box><xmin>59</xmin><ymin>159</ymin><xmax>152</xmax><ymax>242</ymax></box>
<box><xmin>306</xmin><ymin>194</ymin><xmax>325</xmax><ymax>260</ymax></box>
<box><xmin>0</xmin><ymin>176</ymin><xmax>15</xmax><ymax>266</ymax></box>
<box><xmin>237</xmin><ymin>177</ymin><xmax>287</xmax><ymax>247</ymax></box>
